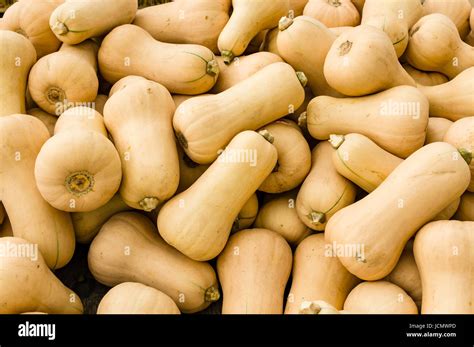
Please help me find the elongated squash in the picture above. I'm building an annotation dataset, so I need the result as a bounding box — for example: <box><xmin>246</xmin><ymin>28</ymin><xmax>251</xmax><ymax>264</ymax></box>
<box><xmin>158</xmin><ymin>131</ymin><xmax>277</xmax><ymax>261</ymax></box>
<box><xmin>254</xmin><ymin>191</ymin><xmax>310</xmax><ymax>244</ymax></box>
<box><xmin>217</xmin><ymin>0</ymin><xmax>289</xmax><ymax>63</ymax></box>
<box><xmin>275</xmin><ymin>16</ymin><xmax>342</xmax><ymax>97</ymax></box>
<box><xmin>28</xmin><ymin>40</ymin><xmax>99</xmax><ymax>115</ymax></box>
<box><xmin>104</xmin><ymin>77</ymin><xmax>179</xmax><ymax>211</ymax></box>
<box><xmin>89</xmin><ymin>212</ymin><xmax>220</xmax><ymax>313</ymax></box>
<box><xmin>217</xmin><ymin>228</ymin><xmax>292</xmax><ymax>314</ymax></box>
<box><xmin>97</xmin><ymin>282</ymin><xmax>180</xmax><ymax>315</ymax></box>
<box><xmin>417</xmin><ymin>67</ymin><xmax>474</xmax><ymax>121</ymax></box>
<box><xmin>49</xmin><ymin>0</ymin><xmax>137</xmax><ymax>45</ymax></box>
<box><xmin>326</xmin><ymin>142</ymin><xmax>471</xmax><ymax>281</ymax></box>
<box><xmin>174</xmin><ymin>62</ymin><xmax>305</xmax><ymax>164</ymax></box>
<box><xmin>455</xmin><ymin>192</ymin><xmax>474</xmax><ymax>221</ymax></box>
<box><xmin>27</xmin><ymin>108</ymin><xmax>57</xmax><ymax>136</ymax></box>
<box><xmin>324</xmin><ymin>25</ymin><xmax>416</xmax><ymax>96</ymax></box>
<box><xmin>296</xmin><ymin>142</ymin><xmax>357</xmax><ymax>231</ymax></box>
<box><xmin>99</xmin><ymin>24</ymin><xmax>218</xmax><ymax>95</ymax></box>
<box><xmin>422</xmin><ymin>0</ymin><xmax>471</xmax><ymax>38</ymax></box>
<box><xmin>414</xmin><ymin>220</ymin><xmax>474</xmax><ymax>314</ymax></box>
<box><xmin>406</xmin><ymin>14</ymin><xmax>474</xmax><ymax>78</ymax></box>
<box><xmin>303</xmin><ymin>0</ymin><xmax>360</xmax><ymax>28</ymax></box>
<box><xmin>403</xmin><ymin>64</ymin><xmax>449</xmax><ymax>86</ymax></box>
<box><xmin>285</xmin><ymin>234</ymin><xmax>360</xmax><ymax>314</ymax></box>
<box><xmin>425</xmin><ymin>117</ymin><xmax>453</xmax><ymax>144</ymax></box>
<box><xmin>133</xmin><ymin>0</ymin><xmax>230</xmax><ymax>53</ymax></box>
<box><xmin>0</xmin><ymin>30</ymin><xmax>36</xmax><ymax>116</ymax></box>
<box><xmin>307</xmin><ymin>86</ymin><xmax>429</xmax><ymax>158</ymax></box>
<box><xmin>0</xmin><ymin>237</ymin><xmax>83</xmax><ymax>314</ymax></box>
<box><xmin>0</xmin><ymin>114</ymin><xmax>75</xmax><ymax>269</ymax></box>
<box><xmin>35</xmin><ymin>107</ymin><xmax>122</xmax><ymax>212</ymax></box>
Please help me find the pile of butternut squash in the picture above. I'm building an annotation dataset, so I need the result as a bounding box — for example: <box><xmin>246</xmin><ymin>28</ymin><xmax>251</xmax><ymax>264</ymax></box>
<box><xmin>0</xmin><ymin>0</ymin><xmax>473</xmax><ymax>315</ymax></box>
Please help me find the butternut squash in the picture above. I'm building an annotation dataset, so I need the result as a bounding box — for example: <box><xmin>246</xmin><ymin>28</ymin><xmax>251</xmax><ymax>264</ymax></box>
<box><xmin>89</xmin><ymin>212</ymin><xmax>220</xmax><ymax>313</ymax></box>
<box><xmin>351</xmin><ymin>0</ymin><xmax>365</xmax><ymax>14</ymax></box>
<box><xmin>417</xmin><ymin>67</ymin><xmax>474</xmax><ymax>121</ymax></box>
<box><xmin>0</xmin><ymin>0</ymin><xmax>63</xmax><ymax>58</ymax></box>
<box><xmin>432</xmin><ymin>198</ymin><xmax>461</xmax><ymax>221</ymax></box>
<box><xmin>343</xmin><ymin>281</ymin><xmax>418</xmax><ymax>314</ymax></box>
<box><xmin>174</xmin><ymin>62</ymin><xmax>305</xmax><ymax>164</ymax></box>
<box><xmin>97</xmin><ymin>282</ymin><xmax>180</xmax><ymax>315</ymax></box>
<box><xmin>133</xmin><ymin>0</ymin><xmax>230</xmax><ymax>53</ymax></box>
<box><xmin>324</xmin><ymin>25</ymin><xmax>416</xmax><ymax>96</ymax></box>
<box><xmin>403</xmin><ymin>64</ymin><xmax>449</xmax><ymax>86</ymax></box>
<box><xmin>443</xmin><ymin>117</ymin><xmax>474</xmax><ymax>191</ymax></box>
<box><xmin>384</xmin><ymin>240</ymin><xmax>422</xmax><ymax>309</ymax></box>
<box><xmin>258</xmin><ymin>120</ymin><xmax>311</xmax><ymax>193</ymax></box>
<box><xmin>35</xmin><ymin>107</ymin><xmax>122</xmax><ymax>212</ymax></box>
<box><xmin>0</xmin><ymin>30</ymin><xmax>36</xmax><ymax>116</ymax></box>
<box><xmin>0</xmin><ymin>114</ymin><xmax>75</xmax><ymax>269</ymax></box>
<box><xmin>254</xmin><ymin>191</ymin><xmax>311</xmax><ymax>245</ymax></box>
<box><xmin>158</xmin><ymin>131</ymin><xmax>277</xmax><ymax>261</ymax></box>
<box><xmin>307</xmin><ymin>86</ymin><xmax>429</xmax><ymax>158</ymax></box>
<box><xmin>211</xmin><ymin>52</ymin><xmax>283</xmax><ymax>93</ymax></box>
<box><xmin>303</xmin><ymin>0</ymin><xmax>360</xmax><ymax>28</ymax></box>
<box><xmin>217</xmin><ymin>0</ymin><xmax>290</xmax><ymax>63</ymax></box>
<box><xmin>177</xmin><ymin>147</ymin><xmax>210</xmax><ymax>194</ymax></box>
<box><xmin>0</xmin><ymin>237</ymin><xmax>83</xmax><ymax>314</ymax></box>
<box><xmin>244</xmin><ymin>30</ymin><xmax>268</xmax><ymax>54</ymax></box>
<box><xmin>325</xmin><ymin>142</ymin><xmax>471</xmax><ymax>281</ymax></box>
<box><xmin>455</xmin><ymin>192</ymin><xmax>474</xmax><ymax>221</ymax></box>
<box><xmin>425</xmin><ymin>117</ymin><xmax>454</xmax><ymax>144</ymax></box>
<box><xmin>296</xmin><ymin>142</ymin><xmax>357</xmax><ymax>231</ymax></box>
<box><xmin>103</xmin><ymin>77</ymin><xmax>179</xmax><ymax>211</ymax></box>
<box><xmin>27</xmin><ymin>108</ymin><xmax>57</xmax><ymax>135</ymax></box>
<box><xmin>233</xmin><ymin>193</ymin><xmax>259</xmax><ymax>232</ymax></box>
<box><xmin>275</xmin><ymin>16</ymin><xmax>342</xmax><ymax>97</ymax></box>
<box><xmin>49</xmin><ymin>0</ymin><xmax>137</xmax><ymax>45</ymax></box>
<box><xmin>98</xmin><ymin>24</ymin><xmax>218</xmax><ymax>95</ymax></box>
<box><xmin>217</xmin><ymin>228</ymin><xmax>292</xmax><ymax>314</ymax></box>
<box><xmin>290</xmin><ymin>0</ymin><xmax>309</xmax><ymax>16</ymax></box>
<box><xmin>28</xmin><ymin>40</ymin><xmax>99</xmax><ymax>115</ymax></box>
<box><xmin>285</xmin><ymin>234</ymin><xmax>360</xmax><ymax>314</ymax></box>
<box><xmin>414</xmin><ymin>220</ymin><xmax>474</xmax><ymax>313</ymax></box>
<box><xmin>329</xmin><ymin>25</ymin><xmax>353</xmax><ymax>36</ymax></box>
<box><xmin>72</xmin><ymin>194</ymin><xmax>131</xmax><ymax>244</ymax></box>
<box><xmin>406</xmin><ymin>14</ymin><xmax>474</xmax><ymax>79</ymax></box>
<box><xmin>422</xmin><ymin>0</ymin><xmax>471</xmax><ymax>38</ymax></box>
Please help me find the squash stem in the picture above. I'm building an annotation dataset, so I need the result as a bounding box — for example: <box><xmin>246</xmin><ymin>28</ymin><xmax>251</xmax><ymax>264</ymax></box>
<box><xmin>206</xmin><ymin>60</ymin><xmax>219</xmax><ymax>76</ymax></box>
<box><xmin>299</xmin><ymin>301</ymin><xmax>322</xmax><ymax>314</ymax></box>
<box><xmin>458</xmin><ymin>148</ymin><xmax>472</xmax><ymax>165</ymax></box>
<box><xmin>221</xmin><ymin>51</ymin><xmax>234</xmax><ymax>65</ymax></box>
<box><xmin>308</xmin><ymin>211</ymin><xmax>326</xmax><ymax>224</ymax></box>
<box><xmin>296</xmin><ymin>71</ymin><xmax>308</xmax><ymax>87</ymax></box>
<box><xmin>298</xmin><ymin>112</ymin><xmax>307</xmax><ymax>129</ymax></box>
<box><xmin>279</xmin><ymin>16</ymin><xmax>294</xmax><ymax>31</ymax></box>
<box><xmin>329</xmin><ymin>134</ymin><xmax>345</xmax><ymax>149</ymax></box>
<box><xmin>51</xmin><ymin>21</ymin><xmax>69</xmax><ymax>35</ymax></box>
<box><xmin>65</xmin><ymin>171</ymin><xmax>94</xmax><ymax>196</ymax></box>
<box><xmin>258</xmin><ymin>129</ymin><xmax>274</xmax><ymax>144</ymax></box>
<box><xmin>204</xmin><ymin>286</ymin><xmax>220</xmax><ymax>302</ymax></box>
<box><xmin>139</xmin><ymin>197</ymin><xmax>160</xmax><ymax>212</ymax></box>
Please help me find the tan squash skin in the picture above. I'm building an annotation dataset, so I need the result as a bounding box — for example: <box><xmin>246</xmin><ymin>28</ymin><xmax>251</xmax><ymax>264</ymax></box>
<box><xmin>217</xmin><ymin>228</ymin><xmax>292</xmax><ymax>314</ymax></box>
<box><xmin>254</xmin><ymin>191</ymin><xmax>311</xmax><ymax>245</ymax></box>
<box><xmin>296</xmin><ymin>142</ymin><xmax>357</xmax><ymax>231</ymax></box>
<box><xmin>443</xmin><ymin>117</ymin><xmax>474</xmax><ymax>192</ymax></box>
<box><xmin>97</xmin><ymin>282</ymin><xmax>181</xmax><ymax>315</ymax></box>
<box><xmin>285</xmin><ymin>234</ymin><xmax>360</xmax><ymax>314</ymax></box>
<box><xmin>331</xmin><ymin>133</ymin><xmax>403</xmax><ymax>193</ymax></box>
<box><xmin>99</xmin><ymin>24</ymin><xmax>218</xmax><ymax>95</ymax></box>
<box><xmin>217</xmin><ymin>0</ymin><xmax>290</xmax><ymax>63</ymax></box>
<box><xmin>406</xmin><ymin>14</ymin><xmax>474</xmax><ymax>79</ymax></box>
<box><xmin>0</xmin><ymin>30</ymin><xmax>36</xmax><ymax>117</ymax></box>
<box><xmin>324</xmin><ymin>25</ymin><xmax>416</xmax><ymax>96</ymax></box>
<box><xmin>275</xmin><ymin>16</ymin><xmax>342</xmax><ymax>97</ymax></box>
<box><xmin>414</xmin><ymin>220</ymin><xmax>474</xmax><ymax>314</ymax></box>
<box><xmin>425</xmin><ymin>117</ymin><xmax>453</xmax><ymax>144</ymax></box>
<box><xmin>158</xmin><ymin>131</ymin><xmax>277</xmax><ymax>261</ymax></box>
<box><xmin>133</xmin><ymin>0</ymin><xmax>230</xmax><ymax>54</ymax></box>
<box><xmin>211</xmin><ymin>52</ymin><xmax>283</xmax><ymax>93</ymax></box>
<box><xmin>307</xmin><ymin>86</ymin><xmax>429</xmax><ymax>158</ymax></box>
<box><xmin>325</xmin><ymin>142</ymin><xmax>471</xmax><ymax>281</ymax></box>
<box><xmin>0</xmin><ymin>0</ymin><xmax>63</xmax><ymax>58</ymax></box>
<box><xmin>28</xmin><ymin>40</ymin><xmax>99</xmax><ymax>115</ymax></box>
<box><xmin>0</xmin><ymin>115</ymin><xmax>75</xmax><ymax>269</ymax></box>
<box><xmin>72</xmin><ymin>194</ymin><xmax>132</xmax><ymax>244</ymax></box>
<box><xmin>258</xmin><ymin>120</ymin><xmax>311</xmax><ymax>193</ymax></box>
<box><xmin>174</xmin><ymin>62</ymin><xmax>305</xmax><ymax>164</ymax></box>
<box><xmin>176</xmin><ymin>147</ymin><xmax>210</xmax><ymax>194</ymax></box>
<box><xmin>417</xmin><ymin>67</ymin><xmax>474</xmax><ymax>121</ymax></box>
<box><xmin>27</xmin><ymin>108</ymin><xmax>57</xmax><ymax>136</ymax></box>
<box><xmin>89</xmin><ymin>212</ymin><xmax>220</xmax><ymax>313</ymax></box>
<box><xmin>329</xmin><ymin>25</ymin><xmax>353</xmax><ymax>36</ymax></box>
<box><xmin>422</xmin><ymin>0</ymin><xmax>472</xmax><ymax>38</ymax></box>
<box><xmin>303</xmin><ymin>0</ymin><xmax>360</xmax><ymax>28</ymax></box>
<box><xmin>454</xmin><ymin>192</ymin><xmax>474</xmax><ymax>221</ymax></box>
<box><xmin>384</xmin><ymin>240</ymin><xmax>422</xmax><ymax>309</ymax></box>
<box><xmin>0</xmin><ymin>237</ymin><xmax>83</xmax><ymax>314</ymax></box>
<box><xmin>233</xmin><ymin>193</ymin><xmax>259</xmax><ymax>232</ymax></box>
<box><xmin>343</xmin><ymin>281</ymin><xmax>418</xmax><ymax>314</ymax></box>
<box><xmin>34</xmin><ymin>107</ymin><xmax>122</xmax><ymax>212</ymax></box>
<box><xmin>49</xmin><ymin>0</ymin><xmax>137</xmax><ymax>45</ymax></box>
<box><xmin>403</xmin><ymin>64</ymin><xmax>449</xmax><ymax>86</ymax></box>
<box><xmin>104</xmin><ymin>77</ymin><xmax>179</xmax><ymax>211</ymax></box>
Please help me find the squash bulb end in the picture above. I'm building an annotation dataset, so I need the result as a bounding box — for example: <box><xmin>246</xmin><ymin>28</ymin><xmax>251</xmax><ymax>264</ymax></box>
<box><xmin>204</xmin><ymin>286</ymin><xmax>220</xmax><ymax>302</ymax></box>
<box><xmin>65</xmin><ymin>171</ymin><xmax>94</xmax><ymax>196</ymax></box>
<box><xmin>139</xmin><ymin>197</ymin><xmax>160</xmax><ymax>212</ymax></box>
